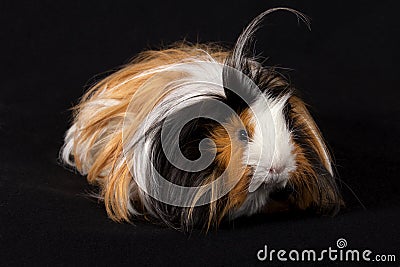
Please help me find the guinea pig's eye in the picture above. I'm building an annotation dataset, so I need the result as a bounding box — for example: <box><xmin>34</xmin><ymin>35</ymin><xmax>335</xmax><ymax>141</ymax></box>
<box><xmin>238</xmin><ymin>129</ymin><xmax>248</xmax><ymax>142</ymax></box>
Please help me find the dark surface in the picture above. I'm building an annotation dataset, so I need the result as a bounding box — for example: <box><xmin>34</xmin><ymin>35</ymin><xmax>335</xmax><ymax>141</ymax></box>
<box><xmin>1</xmin><ymin>0</ymin><xmax>399</xmax><ymax>266</ymax></box>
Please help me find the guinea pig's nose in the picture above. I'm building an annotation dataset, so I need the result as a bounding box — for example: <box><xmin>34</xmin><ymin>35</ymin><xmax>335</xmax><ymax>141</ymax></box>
<box><xmin>269</xmin><ymin>166</ymin><xmax>284</xmax><ymax>174</ymax></box>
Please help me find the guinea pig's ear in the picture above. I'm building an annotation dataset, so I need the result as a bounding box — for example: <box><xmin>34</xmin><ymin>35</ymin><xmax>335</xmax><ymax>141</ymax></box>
<box><xmin>288</xmin><ymin>96</ymin><xmax>343</xmax><ymax>215</ymax></box>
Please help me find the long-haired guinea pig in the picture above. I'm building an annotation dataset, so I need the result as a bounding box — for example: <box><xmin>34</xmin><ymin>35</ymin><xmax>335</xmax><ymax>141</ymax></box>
<box><xmin>61</xmin><ymin>8</ymin><xmax>342</xmax><ymax>230</ymax></box>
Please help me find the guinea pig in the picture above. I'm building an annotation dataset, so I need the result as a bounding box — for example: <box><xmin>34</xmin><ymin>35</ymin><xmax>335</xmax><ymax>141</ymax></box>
<box><xmin>61</xmin><ymin>8</ymin><xmax>342</xmax><ymax>230</ymax></box>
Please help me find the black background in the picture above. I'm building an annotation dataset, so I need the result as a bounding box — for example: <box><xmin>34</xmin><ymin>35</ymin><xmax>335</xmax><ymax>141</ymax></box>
<box><xmin>1</xmin><ymin>0</ymin><xmax>399</xmax><ymax>266</ymax></box>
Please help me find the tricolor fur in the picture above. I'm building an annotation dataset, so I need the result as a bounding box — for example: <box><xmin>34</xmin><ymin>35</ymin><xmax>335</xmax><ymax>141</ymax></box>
<box><xmin>61</xmin><ymin>8</ymin><xmax>342</xmax><ymax>230</ymax></box>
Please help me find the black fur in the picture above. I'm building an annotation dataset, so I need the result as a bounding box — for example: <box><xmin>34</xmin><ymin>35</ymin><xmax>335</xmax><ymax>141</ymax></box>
<box><xmin>147</xmin><ymin>97</ymin><xmax>233</xmax><ymax>228</ymax></box>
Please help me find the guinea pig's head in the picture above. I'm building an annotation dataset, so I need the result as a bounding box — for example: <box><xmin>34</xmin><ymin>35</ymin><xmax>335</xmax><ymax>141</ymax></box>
<box><xmin>207</xmin><ymin>67</ymin><xmax>342</xmax><ymax>223</ymax></box>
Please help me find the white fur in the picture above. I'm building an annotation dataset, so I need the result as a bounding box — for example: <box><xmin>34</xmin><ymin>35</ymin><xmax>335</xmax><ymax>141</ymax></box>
<box><xmin>234</xmin><ymin>94</ymin><xmax>297</xmax><ymax>217</ymax></box>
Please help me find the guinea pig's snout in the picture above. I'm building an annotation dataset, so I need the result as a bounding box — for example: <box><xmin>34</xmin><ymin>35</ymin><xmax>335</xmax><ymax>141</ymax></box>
<box><xmin>265</xmin><ymin>164</ymin><xmax>291</xmax><ymax>188</ymax></box>
<box><xmin>268</xmin><ymin>165</ymin><xmax>285</xmax><ymax>174</ymax></box>
<box><xmin>248</xmin><ymin>161</ymin><xmax>294</xmax><ymax>192</ymax></box>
